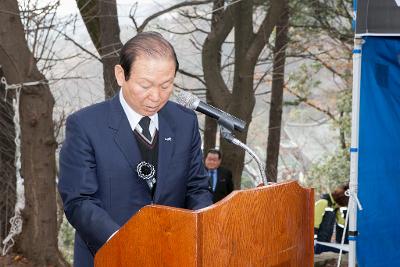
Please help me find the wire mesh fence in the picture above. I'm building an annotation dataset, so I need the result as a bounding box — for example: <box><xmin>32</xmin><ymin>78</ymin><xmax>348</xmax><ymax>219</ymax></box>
<box><xmin>0</xmin><ymin>67</ymin><xmax>17</xmax><ymax>246</ymax></box>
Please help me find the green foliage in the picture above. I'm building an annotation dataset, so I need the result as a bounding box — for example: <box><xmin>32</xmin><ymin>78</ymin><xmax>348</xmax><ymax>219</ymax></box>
<box><xmin>285</xmin><ymin>62</ymin><xmax>322</xmax><ymax>106</ymax></box>
<box><xmin>286</xmin><ymin>61</ymin><xmax>352</xmax><ymax>193</ymax></box>
<box><xmin>287</xmin><ymin>63</ymin><xmax>351</xmax><ymax>193</ymax></box>
<box><xmin>309</xmin><ymin>88</ymin><xmax>352</xmax><ymax>194</ymax></box>
<box><xmin>307</xmin><ymin>148</ymin><xmax>350</xmax><ymax>194</ymax></box>
<box><xmin>58</xmin><ymin>216</ymin><xmax>75</xmax><ymax>264</ymax></box>
<box><xmin>290</xmin><ymin>0</ymin><xmax>353</xmax><ymax>43</ymax></box>
<box><xmin>335</xmin><ymin>88</ymin><xmax>352</xmax><ymax>144</ymax></box>
<box><xmin>286</xmin><ymin>0</ymin><xmax>354</xmax><ymax>190</ymax></box>
<box><xmin>241</xmin><ymin>174</ymin><xmax>257</xmax><ymax>189</ymax></box>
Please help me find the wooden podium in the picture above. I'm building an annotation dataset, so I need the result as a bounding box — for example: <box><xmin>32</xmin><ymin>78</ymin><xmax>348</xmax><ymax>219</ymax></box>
<box><xmin>94</xmin><ymin>181</ymin><xmax>314</xmax><ymax>266</ymax></box>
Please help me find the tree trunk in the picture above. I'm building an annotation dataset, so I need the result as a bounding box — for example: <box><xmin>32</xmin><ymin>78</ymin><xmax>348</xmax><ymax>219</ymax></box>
<box><xmin>266</xmin><ymin>0</ymin><xmax>289</xmax><ymax>182</ymax></box>
<box><xmin>76</xmin><ymin>0</ymin><xmax>123</xmax><ymax>99</ymax></box>
<box><xmin>203</xmin><ymin>0</ymin><xmax>224</xmax><ymax>153</ymax></box>
<box><xmin>0</xmin><ymin>1</ymin><xmax>68</xmax><ymax>266</ymax></box>
<box><xmin>0</xmin><ymin>67</ymin><xmax>16</xmax><ymax>243</ymax></box>
<box><xmin>203</xmin><ymin>93</ymin><xmax>218</xmax><ymax>152</ymax></box>
<box><xmin>219</xmin><ymin>0</ymin><xmax>254</xmax><ymax>189</ymax></box>
<box><xmin>203</xmin><ymin>0</ymin><xmax>285</xmax><ymax>188</ymax></box>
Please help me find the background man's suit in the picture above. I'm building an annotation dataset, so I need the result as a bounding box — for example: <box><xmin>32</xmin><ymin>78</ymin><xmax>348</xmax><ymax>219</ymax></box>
<box><xmin>209</xmin><ymin>167</ymin><xmax>233</xmax><ymax>203</ymax></box>
<box><xmin>58</xmin><ymin>95</ymin><xmax>212</xmax><ymax>266</ymax></box>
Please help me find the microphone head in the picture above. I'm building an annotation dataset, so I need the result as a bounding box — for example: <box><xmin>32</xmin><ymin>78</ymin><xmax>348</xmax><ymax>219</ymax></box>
<box><xmin>175</xmin><ymin>90</ymin><xmax>200</xmax><ymax>110</ymax></box>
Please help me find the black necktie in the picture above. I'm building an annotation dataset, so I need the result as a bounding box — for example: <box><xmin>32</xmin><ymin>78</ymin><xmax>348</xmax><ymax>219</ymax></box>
<box><xmin>139</xmin><ymin>116</ymin><xmax>151</xmax><ymax>141</ymax></box>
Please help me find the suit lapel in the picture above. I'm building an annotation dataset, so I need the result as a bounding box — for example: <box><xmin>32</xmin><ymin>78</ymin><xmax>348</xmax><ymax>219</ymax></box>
<box><xmin>108</xmin><ymin>95</ymin><xmax>141</xmax><ymax>173</ymax></box>
<box><xmin>154</xmin><ymin>105</ymin><xmax>175</xmax><ymax>202</ymax></box>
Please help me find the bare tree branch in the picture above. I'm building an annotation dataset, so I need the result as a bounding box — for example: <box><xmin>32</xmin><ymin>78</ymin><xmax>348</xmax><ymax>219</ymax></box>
<box><xmin>174</xmin><ymin>83</ymin><xmax>206</xmax><ymax>94</ymax></box>
<box><xmin>52</xmin><ymin>28</ymin><xmax>101</xmax><ymax>61</ymax></box>
<box><xmin>202</xmin><ymin>4</ymin><xmax>235</xmax><ymax>108</ymax></box>
<box><xmin>177</xmin><ymin>69</ymin><xmax>206</xmax><ymax>85</ymax></box>
<box><xmin>246</xmin><ymin>0</ymin><xmax>286</xmax><ymax>67</ymax></box>
<box><xmin>137</xmin><ymin>0</ymin><xmax>213</xmax><ymax>32</ymax></box>
<box><xmin>285</xmin><ymin>86</ymin><xmax>337</xmax><ymax>122</ymax></box>
<box><xmin>129</xmin><ymin>2</ymin><xmax>139</xmax><ymax>30</ymax></box>
<box><xmin>178</xmin><ymin>9</ymin><xmax>212</xmax><ymax>22</ymax></box>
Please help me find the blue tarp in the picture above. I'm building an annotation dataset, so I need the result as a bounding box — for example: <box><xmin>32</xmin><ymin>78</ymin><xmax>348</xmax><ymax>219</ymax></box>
<box><xmin>358</xmin><ymin>36</ymin><xmax>400</xmax><ymax>266</ymax></box>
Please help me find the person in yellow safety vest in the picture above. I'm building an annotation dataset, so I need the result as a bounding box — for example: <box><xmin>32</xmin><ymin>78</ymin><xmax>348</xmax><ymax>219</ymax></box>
<box><xmin>314</xmin><ymin>183</ymin><xmax>349</xmax><ymax>254</ymax></box>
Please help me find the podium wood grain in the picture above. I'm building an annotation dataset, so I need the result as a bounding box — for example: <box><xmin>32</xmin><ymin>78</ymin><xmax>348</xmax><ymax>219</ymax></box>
<box><xmin>94</xmin><ymin>181</ymin><xmax>314</xmax><ymax>267</ymax></box>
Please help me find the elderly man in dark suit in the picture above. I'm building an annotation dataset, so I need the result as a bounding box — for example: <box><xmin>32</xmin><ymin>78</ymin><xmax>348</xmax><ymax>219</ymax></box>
<box><xmin>204</xmin><ymin>148</ymin><xmax>234</xmax><ymax>203</ymax></box>
<box><xmin>58</xmin><ymin>32</ymin><xmax>212</xmax><ymax>267</ymax></box>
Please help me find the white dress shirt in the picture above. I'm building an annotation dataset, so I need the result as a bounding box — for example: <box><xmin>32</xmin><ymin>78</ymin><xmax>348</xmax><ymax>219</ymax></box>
<box><xmin>119</xmin><ymin>90</ymin><xmax>159</xmax><ymax>138</ymax></box>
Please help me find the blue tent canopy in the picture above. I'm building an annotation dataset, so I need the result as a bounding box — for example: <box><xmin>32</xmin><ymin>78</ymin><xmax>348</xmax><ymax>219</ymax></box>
<box><xmin>357</xmin><ymin>36</ymin><xmax>400</xmax><ymax>266</ymax></box>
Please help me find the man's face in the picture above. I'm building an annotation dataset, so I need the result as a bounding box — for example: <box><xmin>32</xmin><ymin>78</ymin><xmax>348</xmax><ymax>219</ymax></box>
<box><xmin>205</xmin><ymin>153</ymin><xmax>221</xmax><ymax>170</ymax></box>
<box><xmin>115</xmin><ymin>56</ymin><xmax>176</xmax><ymax>116</ymax></box>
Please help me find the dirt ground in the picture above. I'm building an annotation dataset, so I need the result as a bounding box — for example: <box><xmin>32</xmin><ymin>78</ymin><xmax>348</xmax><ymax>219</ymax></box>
<box><xmin>0</xmin><ymin>254</ymin><xmax>33</xmax><ymax>267</ymax></box>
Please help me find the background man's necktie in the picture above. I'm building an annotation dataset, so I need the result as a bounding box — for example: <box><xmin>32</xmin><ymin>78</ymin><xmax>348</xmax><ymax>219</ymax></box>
<box><xmin>209</xmin><ymin>170</ymin><xmax>217</xmax><ymax>192</ymax></box>
<box><xmin>139</xmin><ymin>116</ymin><xmax>151</xmax><ymax>141</ymax></box>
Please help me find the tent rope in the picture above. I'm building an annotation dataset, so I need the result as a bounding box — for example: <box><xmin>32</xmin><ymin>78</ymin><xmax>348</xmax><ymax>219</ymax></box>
<box><xmin>336</xmin><ymin>188</ymin><xmax>363</xmax><ymax>267</ymax></box>
<box><xmin>0</xmin><ymin>77</ymin><xmax>42</xmax><ymax>255</ymax></box>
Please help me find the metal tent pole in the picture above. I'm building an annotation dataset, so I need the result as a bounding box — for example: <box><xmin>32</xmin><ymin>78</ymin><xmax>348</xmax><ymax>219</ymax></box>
<box><xmin>348</xmin><ymin>37</ymin><xmax>363</xmax><ymax>267</ymax></box>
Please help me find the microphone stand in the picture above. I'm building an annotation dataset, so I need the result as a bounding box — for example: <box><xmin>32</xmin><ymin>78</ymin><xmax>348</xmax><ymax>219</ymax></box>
<box><xmin>217</xmin><ymin>115</ymin><xmax>267</xmax><ymax>186</ymax></box>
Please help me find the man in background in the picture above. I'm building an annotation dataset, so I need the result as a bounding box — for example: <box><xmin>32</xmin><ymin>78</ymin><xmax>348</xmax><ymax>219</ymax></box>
<box><xmin>204</xmin><ymin>148</ymin><xmax>234</xmax><ymax>203</ymax></box>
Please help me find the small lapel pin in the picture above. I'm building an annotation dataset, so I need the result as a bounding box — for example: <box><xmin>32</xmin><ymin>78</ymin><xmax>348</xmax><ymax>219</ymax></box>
<box><xmin>164</xmin><ymin>137</ymin><xmax>172</xmax><ymax>141</ymax></box>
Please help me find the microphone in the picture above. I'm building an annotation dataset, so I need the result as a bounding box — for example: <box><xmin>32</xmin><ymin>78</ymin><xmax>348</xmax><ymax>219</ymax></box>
<box><xmin>176</xmin><ymin>90</ymin><xmax>246</xmax><ymax>132</ymax></box>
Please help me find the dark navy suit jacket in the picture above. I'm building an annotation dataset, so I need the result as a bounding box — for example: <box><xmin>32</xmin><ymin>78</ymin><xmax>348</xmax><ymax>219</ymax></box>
<box><xmin>208</xmin><ymin>167</ymin><xmax>234</xmax><ymax>203</ymax></box>
<box><xmin>58</xmin><ymin>95</ymin><xmax>212</xmax><ymax>266</ymax></box>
